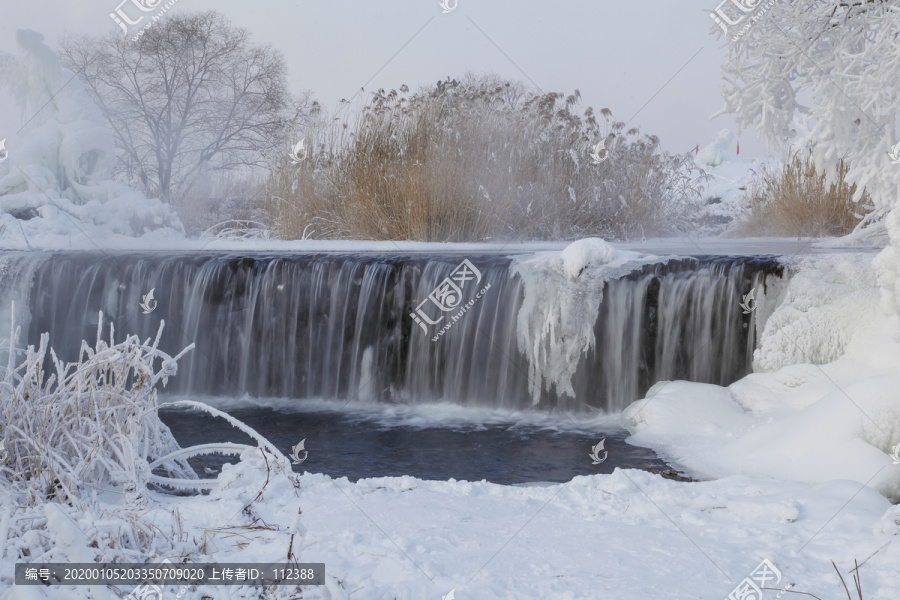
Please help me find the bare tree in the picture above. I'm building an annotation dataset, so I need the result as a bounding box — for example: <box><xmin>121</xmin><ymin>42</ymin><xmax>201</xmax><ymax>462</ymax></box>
<box><xmin>59</xmin><ymin>10</ymin><xmax>310</xmax><ymax>203</ymax></box>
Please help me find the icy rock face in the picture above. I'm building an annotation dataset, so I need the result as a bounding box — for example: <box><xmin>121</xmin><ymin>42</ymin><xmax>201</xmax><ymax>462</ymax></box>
<box><xmin>0</xmin><ymin>30</ymin><xmax>183</xmax><ymax>243</ymax></box>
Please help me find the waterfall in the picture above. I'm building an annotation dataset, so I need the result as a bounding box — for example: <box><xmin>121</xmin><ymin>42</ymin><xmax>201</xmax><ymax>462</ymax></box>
<box><xmin>4</xmin><ymin>251</ymin><xmax>783</xmax><ymax>413</ymax></box>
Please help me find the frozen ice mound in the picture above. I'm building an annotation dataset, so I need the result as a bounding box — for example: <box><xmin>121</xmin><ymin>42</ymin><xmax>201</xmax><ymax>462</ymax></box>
<box><xmin>0</xmin><ymin>29</ymin><xmax>183</xmax><ymax>247</ymax></box>
<box><xmin>513</xmin><ymin>237</ymin><xmax>642</xmax><ymax>404</ymax></box>
<box><xmin>695</xmin><ymin>128</ymin><xmax>737</xmax><ymax>168</ymax></box>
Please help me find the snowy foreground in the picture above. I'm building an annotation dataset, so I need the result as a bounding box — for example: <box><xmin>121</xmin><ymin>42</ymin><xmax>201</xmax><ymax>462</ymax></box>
<box><xmin>1</xmin><ymin>247</ymin><xmax>899</xmax><ymax>600</ymax></box>
<box><xmin>12</xmin><ymin>456</ymin><xmax>897</xmax><ymax>600</ymax></box>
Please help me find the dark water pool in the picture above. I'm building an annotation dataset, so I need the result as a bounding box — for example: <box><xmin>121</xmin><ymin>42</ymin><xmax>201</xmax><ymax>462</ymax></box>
<box><xmin>159</xmin><ymin>405</ymin><xmax>685</xmax><ymax>485</ymax></box>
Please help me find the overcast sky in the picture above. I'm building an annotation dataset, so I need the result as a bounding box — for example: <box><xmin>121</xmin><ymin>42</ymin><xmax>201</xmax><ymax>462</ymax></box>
<box><xmin>0</xmin><ymin>0</ymin><xmax>769</xmax><ymax>158</ymax></box>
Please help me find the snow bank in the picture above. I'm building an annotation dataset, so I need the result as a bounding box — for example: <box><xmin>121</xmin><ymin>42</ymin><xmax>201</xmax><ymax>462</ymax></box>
<box><xmin>624</xmin><ymin>253</ymin><xmax>900</xmax><ymax>501</ymax></box>
<box><xmin>690</xmin><ymin>128</ymin><xmax>762</xmax><ymax>235</ymax></box>
<box><xmin>512</xmin><ymin>238</ymin><xmax>646</xmax><ymax>404</ymax></box>
<box><xmin>754</xmin><ymin>254</ymin><xmax>882</xmax><ymax>371</ymax></box>
<box><xmin>187</xmin><ymin>468</ymin><xmax>898</xmax><ymax>599</ymax></box>
<box><xmin>8</xmin><ymin>464</ymin><xmax>900</xmax><ymax>598</ymax></box>
<box><xmin>874</xmin><ymin>208</ymin><xmax>900</xmax><ymax>323</ymax></box>
<box><xmin>0</xmin><ymin>30</ymin><xmax>183</xmax><ymax>248</ymax></box>
<box><xmin>559</xmin><ymin>237</ymin><xmax>617</xmax><ymax>279</ymax></box>
<box><xmin>2</xmin><ymin>450</ymin><xmax>305</xmax><ymax>600</ymax></box>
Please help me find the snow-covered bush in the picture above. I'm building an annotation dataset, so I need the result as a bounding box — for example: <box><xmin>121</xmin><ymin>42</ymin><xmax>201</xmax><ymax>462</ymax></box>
<box><xmin>263</xmin><ymin>75</ymin><xmax>708</xmax><ymax>242</ymax></box>
<box><xmin>0</xmin><ymin>307</ymin><xmax>305</xmax><ymax>599</ymax></box>
<box><xmin>0</xmin><ymin>308</ymin><xmax>198</xmax><ymax>509</ymax></box>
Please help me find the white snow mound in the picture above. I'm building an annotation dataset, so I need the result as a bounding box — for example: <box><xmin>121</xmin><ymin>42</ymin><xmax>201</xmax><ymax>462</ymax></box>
<box><xmin>560</xmin><ymin>237</ymin><xmax>616</xmax><ymax>280</ymax></box>
<box><xmin>695</xmin><ymin>128</ymin><xmax>737</xmax><ymax>168</ymax></box>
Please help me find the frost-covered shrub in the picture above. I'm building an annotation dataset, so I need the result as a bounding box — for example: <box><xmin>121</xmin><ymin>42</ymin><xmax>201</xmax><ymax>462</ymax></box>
<box><xmin>0</xmin><ymin>309</ymin><xmax>197</xmax><ymax>508</ymax></box>
<box><xmin>0</xmin><ymin>306</ymin><xmax>296</xmax><ymax>571</ymax></box>
<box><xmin>263</xmin><ymin>75</ymin><xmax>707</xmax><ymax>241</ymax></box>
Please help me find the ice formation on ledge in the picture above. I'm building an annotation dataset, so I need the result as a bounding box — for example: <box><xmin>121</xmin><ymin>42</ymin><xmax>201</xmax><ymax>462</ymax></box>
<box><xmin>513</xmin><ymin>237</ymin><xmax>640</xmax><ymax>404</ymax></box>
<box><xmin>0</xmin><ymin>30</ymin><xmax>183</xmax><ymax>247</ymax></box>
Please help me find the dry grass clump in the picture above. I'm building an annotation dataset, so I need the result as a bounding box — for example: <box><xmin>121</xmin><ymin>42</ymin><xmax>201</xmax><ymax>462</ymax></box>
<box><xmin>735</xmin><ymin>151</ymin><xmax>871</xmax><ymax>237</ymax></box>
<box><xmin>263</xmin><ymin>75</ymin><xmax>707</xmax><ymax>242</ymax></box>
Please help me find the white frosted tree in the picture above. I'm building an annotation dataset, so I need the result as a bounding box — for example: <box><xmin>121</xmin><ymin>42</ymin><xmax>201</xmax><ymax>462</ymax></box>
<box><xmin>58</xmin><ymin>11</ymin><xmax>310</xmax><ymax>205</ymax></box>
<box><xmin>712</xmin><ymin>0</ymin><xmax>900</xmax><ymax>311</ymax></box>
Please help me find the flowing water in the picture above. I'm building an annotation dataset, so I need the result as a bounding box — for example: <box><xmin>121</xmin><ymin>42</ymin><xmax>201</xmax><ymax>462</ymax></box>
<box><xmin>0</xmin><ymin>250</ymin><xmax>784</xmax><ymax>482</ymax></box>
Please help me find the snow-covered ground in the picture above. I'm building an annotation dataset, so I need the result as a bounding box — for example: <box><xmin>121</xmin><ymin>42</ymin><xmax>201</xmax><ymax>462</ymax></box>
<box><xmin>7</xmin><ymin>437</ymin><xmax>897</xmax><ymax>599</ymax></box>
<box><xmin>25</xmin><ymin>455</ymin><xmax>894</xmax><ymax>600</ymax></box>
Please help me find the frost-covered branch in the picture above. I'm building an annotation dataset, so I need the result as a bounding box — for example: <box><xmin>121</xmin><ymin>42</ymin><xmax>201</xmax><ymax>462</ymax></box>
<box><xmin>714</xmin><ymin>1</ymin><xmax>899</xmax><ymax>210</ymax></box>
